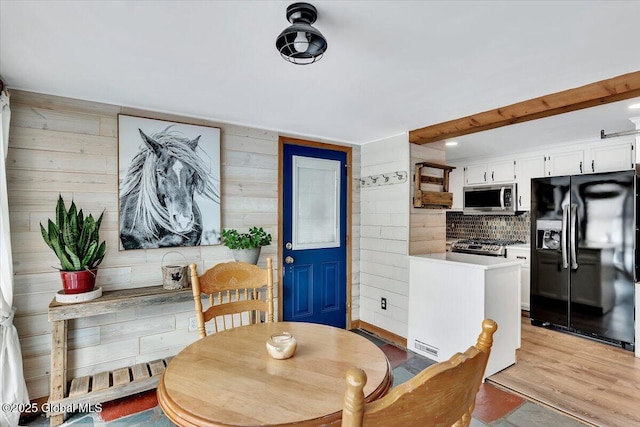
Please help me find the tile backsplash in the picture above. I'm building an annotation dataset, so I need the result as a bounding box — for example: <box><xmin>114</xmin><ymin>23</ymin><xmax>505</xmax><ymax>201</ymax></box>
<box><xmin>446</xmin><ymin>211</ymin><xmax>530</xmax><ymax>242</ymax></box>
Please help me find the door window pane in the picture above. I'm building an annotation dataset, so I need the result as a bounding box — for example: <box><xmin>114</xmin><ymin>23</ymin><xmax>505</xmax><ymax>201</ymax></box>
<box><xmin>292</xmin><ymin>155</ymin><xmax>340</xmax><ymax>250</ymax></box>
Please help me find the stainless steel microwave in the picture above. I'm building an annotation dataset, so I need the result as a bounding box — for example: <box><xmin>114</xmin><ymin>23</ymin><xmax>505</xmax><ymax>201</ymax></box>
<box><xmin>463</xmin><ymin>183</ymin><xmax>517</xmax><ymax>215</ymax></box>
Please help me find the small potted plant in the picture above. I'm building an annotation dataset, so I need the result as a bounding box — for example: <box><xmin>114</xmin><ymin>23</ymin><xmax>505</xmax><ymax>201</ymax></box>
<box><xmin>221</xmin><ymin>226</ymin><xmax>272</xmax><ymax>264</ymax></box>
<box><xmin>40</xmin><ymin>195</ymin><xmax>106</xmax><ymax>294</ymax></box>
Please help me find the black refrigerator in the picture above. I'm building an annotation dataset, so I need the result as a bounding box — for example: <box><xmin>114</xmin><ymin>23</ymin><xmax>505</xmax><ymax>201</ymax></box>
<box><xmin>530</xmin><ymin>170</ymin><xmax>637</xmax><ymax>350</ymax></box>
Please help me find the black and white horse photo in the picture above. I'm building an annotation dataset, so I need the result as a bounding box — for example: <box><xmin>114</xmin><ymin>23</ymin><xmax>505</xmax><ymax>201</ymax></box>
<box><xmin>118</xmin><ymin>117</ymin><xmax>220</xmax><ymax>250</ymax></box>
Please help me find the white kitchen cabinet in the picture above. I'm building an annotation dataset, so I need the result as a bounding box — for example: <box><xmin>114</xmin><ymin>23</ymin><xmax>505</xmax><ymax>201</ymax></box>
<box><xmin>464</xmin><ymin>159</ymin><xmax>515</xmax><ymax>185</ymax></box>
<box><xmin>453</xmin><ymin>137</ymin><xmax>635</xmax><ymax>188</ymax></box>
<box><xmin>408</xmin><ymin>253</ymin><xmax>521</xmax><ymax>378</ymax></box>
<box><xmin>506</xmin><ymin>246</ymin><xmax>530</xmax><ymax>311</ymax></box>
<box><xmin>449</xmin><ymin>166</ymin><xmax>464</xmax><ymax>210</ymax></box>
<box><xmin>515</xmin><ymin>156</ymin><xmax>545</xmax><ymax>210</ymax></box>
<box><xmin>543</xmin><ymin>141</ymin><xmax>633</xmax><ymax>177</ymax></box>
<box><xmin>589</xmin><ymin>140</ymin><xmax>634</xmax><ymax>173</ymax></box>
<box><xmin>464</xmin><ymin>163</ymin><xmax>488</xmax><ymax>185</ymax></box>
<box><xmin>489</xmin><ymin>159</ymin><xmax>516</xmax><ymax>183</ymax></box>
<box><xmin>545</xmin><ymin>149</ymin><xmax>584</xmax><ymax>176</ymax></box>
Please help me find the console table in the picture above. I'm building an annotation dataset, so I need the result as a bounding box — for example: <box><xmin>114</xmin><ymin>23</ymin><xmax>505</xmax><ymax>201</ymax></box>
<box><xmin>47</xmin><ymin>286</ymin><xmax>193</xmax><ymax>426</ymax></box>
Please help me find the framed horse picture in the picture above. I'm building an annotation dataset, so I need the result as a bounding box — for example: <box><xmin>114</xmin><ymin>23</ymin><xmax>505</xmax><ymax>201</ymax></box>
<box><xmin>117</xmin><ymin>115</ymin><xmax>221</xmax><ymax>250</ymax></box>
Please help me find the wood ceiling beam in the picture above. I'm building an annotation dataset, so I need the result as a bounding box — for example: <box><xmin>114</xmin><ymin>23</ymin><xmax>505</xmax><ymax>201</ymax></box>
<box><xmin>409</xmin><ymin>70</ymin><xmax>640</xmax><ymax>145</ymax></box>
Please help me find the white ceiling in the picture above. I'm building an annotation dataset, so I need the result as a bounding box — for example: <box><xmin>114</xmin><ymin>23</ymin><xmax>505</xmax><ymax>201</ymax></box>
<box><xmin>1</xmin><ymin>1</ymin><xmax>639</xmax><ymax>149</ymax></box>
<box><xmin>446</xmin><ymin>96</ymin><xmax>640</xmax><ymax>161</ymax></box>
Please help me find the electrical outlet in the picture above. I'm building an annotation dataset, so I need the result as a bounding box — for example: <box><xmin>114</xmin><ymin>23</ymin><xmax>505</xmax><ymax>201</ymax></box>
<box><xmin>188</xmin><ymin>316</ymin><xmax>198</xmax><ymax>332</ymax></box>
<box><xmin>381</xmin><ymin>297</ymin><xmax>387</xmax><ymax>310</ymax></box>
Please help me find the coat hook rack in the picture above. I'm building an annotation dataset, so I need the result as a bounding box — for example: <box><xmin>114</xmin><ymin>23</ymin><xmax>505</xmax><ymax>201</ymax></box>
<box><xmin>360</xmin><ymin>170</ymin><xmax>408</xmax><ymax>188</ymax></box>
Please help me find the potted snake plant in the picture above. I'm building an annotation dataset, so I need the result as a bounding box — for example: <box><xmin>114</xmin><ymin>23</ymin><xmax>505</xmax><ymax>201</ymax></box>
<box><xmin>40</xmin><ymin>195</ymin><xmax>106</xmax><ymax>294</ymax></box>
<box><xmin>221</xmin><ymin>227</ymin><xmax>272</xmax><ymax>264</ymax></box>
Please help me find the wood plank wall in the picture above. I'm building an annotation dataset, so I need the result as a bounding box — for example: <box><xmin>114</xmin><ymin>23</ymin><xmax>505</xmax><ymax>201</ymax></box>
<box><xmin>6</xmin><ymin>90</ymin><xmax>361</xmax><ymax>399</ymax></box>
<box><xmin>350</xmin><ymin>146</ymin><xmax>362</xmax><ymax>322</ymax></box>
<box><xmin>359</xmin><ymin>134</ymin><xmax>411</xmax><ymax>337</ymax></box>
<box><xmin>409</xmin><ymin>142</ymin><xmax>447</xmax><ymax>255</ymax></box>
<box><xmin>358</xmin><ymin>134</ymin><xmax>447</xmax><ymax>339</ymax></box>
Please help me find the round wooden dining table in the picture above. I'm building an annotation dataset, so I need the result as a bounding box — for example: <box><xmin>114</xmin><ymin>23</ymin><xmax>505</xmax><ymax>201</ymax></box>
<box><xmin>157</xmin><ymin>321</ymin><xmax>392</xmax><ymax>427</ymax></box>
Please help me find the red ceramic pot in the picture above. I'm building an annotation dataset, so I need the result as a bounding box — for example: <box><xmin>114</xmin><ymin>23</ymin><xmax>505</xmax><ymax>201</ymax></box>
<box><xmin>60</xmin><ymin>269</ymin><xmax>98</xmax><ymax>294</ymax></box>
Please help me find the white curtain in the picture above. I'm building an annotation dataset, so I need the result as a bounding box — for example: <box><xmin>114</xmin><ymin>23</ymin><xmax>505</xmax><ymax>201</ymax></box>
<box><xmin>0</xmin><ymin>90</ymin><xmax>29</xmax><ymax>427</ymax></box>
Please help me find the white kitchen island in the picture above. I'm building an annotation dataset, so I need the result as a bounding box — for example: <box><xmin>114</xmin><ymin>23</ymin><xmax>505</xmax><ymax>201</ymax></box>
<box><xmin>408</xmin><ymin>252</ymin><xmax>522</xmax><ymax>378</ymax></box>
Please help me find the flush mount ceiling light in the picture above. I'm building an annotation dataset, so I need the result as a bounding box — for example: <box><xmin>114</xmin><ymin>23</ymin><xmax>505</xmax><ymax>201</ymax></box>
<box><xmin>276</xmin><ymin>2</ymin><xmax>327</xmax><ymax>65</ymax></box>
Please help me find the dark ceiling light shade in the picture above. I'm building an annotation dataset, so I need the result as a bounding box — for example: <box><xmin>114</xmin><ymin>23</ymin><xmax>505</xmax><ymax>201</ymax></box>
<box><xmin>276</xmin><ymin>2</ymin><xmax>327</xmax><ymax>65</ymax></box>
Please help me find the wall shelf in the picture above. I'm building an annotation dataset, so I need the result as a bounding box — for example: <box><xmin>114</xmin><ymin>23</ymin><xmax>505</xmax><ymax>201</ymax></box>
<box><xmin>413</xmin><ymin>162</ymin><xmax>456</xmax><ymax>209</ymax></box>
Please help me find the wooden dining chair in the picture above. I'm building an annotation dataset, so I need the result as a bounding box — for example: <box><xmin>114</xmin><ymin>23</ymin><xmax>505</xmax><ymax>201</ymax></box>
<box><xmin>189</xmin><ymin>258</ymin><xmax>274</xmax><ymax>338</ymax></box>
<box><xmin>342</xmin><ymin>319</ymin><xmax>498</xmax><ymax>427</ymax></box>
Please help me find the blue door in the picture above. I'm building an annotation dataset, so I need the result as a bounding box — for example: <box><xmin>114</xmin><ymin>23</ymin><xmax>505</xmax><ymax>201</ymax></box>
<box><xmin>282</xmin><ymin>143</ymin><xmax>348</xmax><ymax>328</ymax></box>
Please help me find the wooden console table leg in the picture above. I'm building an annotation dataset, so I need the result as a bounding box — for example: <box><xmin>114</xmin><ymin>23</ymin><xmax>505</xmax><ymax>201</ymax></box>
<box><xmin>49</xmin><ymin>319</ymin><xmax>67</xmax><ymax>426</ymax></box>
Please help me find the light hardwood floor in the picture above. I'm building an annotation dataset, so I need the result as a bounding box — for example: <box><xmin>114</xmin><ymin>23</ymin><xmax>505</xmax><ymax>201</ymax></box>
<box><xmin>488</xmin><ymin>317</ymin><xmax>640</xmax><ymax>427</ymax></box>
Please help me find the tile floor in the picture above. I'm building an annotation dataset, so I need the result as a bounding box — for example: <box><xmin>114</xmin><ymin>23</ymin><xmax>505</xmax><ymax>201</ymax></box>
<box><xmin>20</xmin><ymin>329</ymin><xmax>587</xmax><ymax>427</ymax></box>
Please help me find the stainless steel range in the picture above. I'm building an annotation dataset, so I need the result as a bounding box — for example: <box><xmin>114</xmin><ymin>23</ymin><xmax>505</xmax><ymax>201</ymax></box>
<box><xmin>451</xmin><ymin>238</ymin><xmax>525</xmax><ymax>257</ymax></box>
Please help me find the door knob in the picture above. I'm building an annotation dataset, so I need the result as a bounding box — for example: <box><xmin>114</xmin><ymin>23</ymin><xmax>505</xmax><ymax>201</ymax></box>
<box><xmin>285</xmin><ymin>256</ymin><xmax>294</xmax><ymax>264</ymax></box>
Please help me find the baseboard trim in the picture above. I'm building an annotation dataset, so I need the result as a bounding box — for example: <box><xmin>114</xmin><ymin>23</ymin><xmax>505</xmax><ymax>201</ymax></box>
<box><xmin>357</xmin><ymin>320</ymin><xmax>407</xmax><ymax>348</ymax></box>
